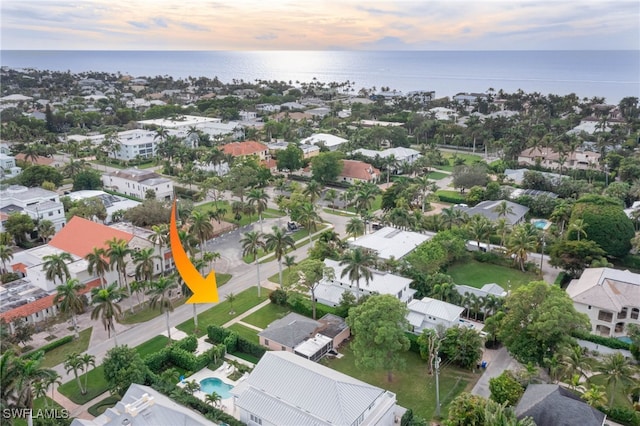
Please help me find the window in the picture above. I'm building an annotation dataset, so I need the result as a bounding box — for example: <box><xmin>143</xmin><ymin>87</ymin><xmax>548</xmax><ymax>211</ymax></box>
<box><xmin>281</xmin><ymin>346</ymin><xmax>286</xmax><ymax>351</ymax></box>
<box><xmin>598</xmin><ymin>311</ymin><xmax>613</xmax><ymax>322</ymax></box>
<box><xmin>618</xmin><ymin>308</ymin><xmax>628</xmax><ymax>319</ymax></box>
<box><xmin>632</xmin><ymin>308</ymin><xmax>639</xmax><ymax>320</ymax></box>
<box><xmin>250</xmin><ymin>414</ymin><xmax>262</xmax><ymax>425</ymax></box>
<box><xmin>264</xmin><ymin>339</ymin><xmax>269</xmax><ymax>346</ymax></box>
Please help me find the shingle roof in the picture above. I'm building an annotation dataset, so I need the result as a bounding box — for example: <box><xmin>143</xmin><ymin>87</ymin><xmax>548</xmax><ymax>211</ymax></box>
<box><xmin>220</xmin><ymin>141</ymin><xmax>267</xmax><ymax>157</ymax></box>
<box><xmin>453</xmin><ymin>200</ymin><xmax>529</xmax><ymax>225</ymax></box>
<box><xmin>258</xmin><ymin>313</ymin><xmax>320</xmax><ymax>348</ymax></box>
<box><xmin>515</xmin><ymin>384</ymin><xmax>606</xmax><ymax>426</ymax></box>
<box><xmin>407</xmin><ymin>297</ymin><xmax>465</xmax><ymax>323</ymax></box>
<box><xmin>234</xmin><ymin>351</ymin><xmax>391</xmax><ymax>426</ymax></box>
<box><xmin>49</xmin><ymin>216</ymin><xmax>133</xmax><ymax>258</ymax></box>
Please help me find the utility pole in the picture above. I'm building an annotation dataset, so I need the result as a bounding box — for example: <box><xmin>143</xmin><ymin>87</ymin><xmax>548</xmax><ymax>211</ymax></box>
<box><xmin>539</xmin><ymin>234</ymin><xmax>546</xmax><ymax>276</ymax></box>
<box><xmin>434</xmin><ymin>356</ymin><xmax>441</xmax><ymax>418</ymax></box>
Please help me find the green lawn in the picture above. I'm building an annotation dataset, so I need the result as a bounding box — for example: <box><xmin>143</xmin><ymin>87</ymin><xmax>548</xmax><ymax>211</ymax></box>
<box><xmin>41</xmin><ymin>328</ymin><xmax>92</xmax><ymax>368</ymax></box>
<box><xmin>426</xmin><ymin>171</ymin><xmax>449</xmax><ymax>180</ymax></box>
<box><xmin>447</xmin><ymin>259</ymin><xmax>539</xmax><ymax>291</ymax></box>
<box><xmin>14</xmin><ymin>397</ymin><xmax>65</xmax><ymax>426</ymax></box>
<box><xmin>322</xmin><ymin>208</ymin><xmax>357</xmax><ymax>217</ymax></box>
<box><xmin>243</xmin><ymin>224</ymin><xmax>329</xmax><ymax>263</ymax></box>
<box><xmin>267</xmin><ymin>268</ymin><xmax>294</xmax><ymax>285</ymax></box>
<box><xmin>436</xmin><ymin>190</ymin><xmax>466</xmax><ymax>203</ymax></box>
<box><xmin>325</xmin><ymin>344</ymin><xmax>476</xmax><ymax>421</ymax></box>
<box><xmin>242</xmin><ymin>303</ymin><xmax>292</xmax><ymax>329</ymax></box>
<box><xmin>87</xmin><ymin>395</ymin><xmax>121</xmax><ymax>417</ymax></box>
<box><xmin>58</xmin><ymin>365</ymin><xmax>109</xmax><ymax>405</ymax></box>
<box><xmin>135</xmin><ymin>335</ymin><xmax>171</xmax><ymax>357</ymax></box>
<box><xmin>176</xmin><ymin>287</ymin><xmax>269</xmax><ymax>337</ymax></box>
<box><xmin>121</xmin><ymin>298</ymin><xmax>186</xmax><ymax>324</ymax></box>
<box><xmin>227</xmin><ymin>323</ymin><xmax>260</xmax><ymax>344</ymax></box>
<box><xmin>195</xmin><ymin>201</ymin><xmax>284</xmax><ymax>227</ymax></box>
<box><xmin>345</xmin><ymin>194</ymin><xmax>383</xmax><ymax>213</ymax></box>
<box><xmin>216</xmin><ymin>273</ymin><xmax>232</xmax><ymax>286</ymax></box>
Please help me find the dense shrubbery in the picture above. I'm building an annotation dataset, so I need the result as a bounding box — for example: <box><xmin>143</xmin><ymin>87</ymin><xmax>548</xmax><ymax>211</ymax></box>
<box><xmin>437</xmin><ymin>191</ymin><xmax>466</xmax><ymax>204</ymax></box>
<box><xmin>174</xmin><ymin>186</ymin><xmax>202</xmax><ymax>201</ymax></box>
<box><xmin>572</xmin><ymin>330</ymin><xmax>631</xmax><ymax>350</ymax></box>
<box><xmin>600</xmin><ymin>406</ymin><xmax>640</xmax><ymax>426</ymax></box>
<box><xmin>207</xmin><ymin>325</ymin><xmax>266</xmax><ymax>359</ymax></box>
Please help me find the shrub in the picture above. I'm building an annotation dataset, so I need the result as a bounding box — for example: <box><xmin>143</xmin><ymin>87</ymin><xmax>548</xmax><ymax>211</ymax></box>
<box><xmin>437</xmin><ymin>192</ymin><xmax>466</xmax><ymax>204</ymax></box>
<box><xmin>207</xmin><ymin>325</ymin><xmax>232</xmax><ymax>344</ymax></box>
<box><xmin>22</xmin><ymin>335</ymin><xmax>73</xmax><ymax>359</ymax></box>
<box><xmin>144</xmin><ymin>349</ymin><xmax>170</xmax><ymax>372</ymax></box>
<box><xmin>174</xmin><ymin>186</ymin><xmax>201</xmax><ymax>201</ymax></box>
<box><xmin>269</xmin><ymin>288</ymin><xmax>288</xmax><ymax>305</ymax></box>
<box><xmin>601</xmin><ymin>406</ymin><xmax>640</xmax><ymax>426</ymax></box>
<box><xmin>175</xmin><ymin>335</ymin><xmax>198</xmax><ymax>353</ymax></box>
<box><xmin>236</xmin><ymin>338</ymin><xmax>266</xmax><ymax>359</ymax></box>
<box><xmin>168</xmin><ymin>346</ymin><xmax>200</xmax><ymax>371</ymax></box>
<box><xmin>223</xmin><ymin>332</ymin><xmax>238</xmax><ymax>353</ymax></box>
<box><xmin>572</xmin><ymin>330</ymin><xmax>631</xmax><ymax>350</ymax></box>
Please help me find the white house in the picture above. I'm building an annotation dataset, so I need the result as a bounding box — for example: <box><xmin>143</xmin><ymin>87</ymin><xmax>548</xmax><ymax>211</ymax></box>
<box><xmin>0</xmin><ymin>185</ymin><xmax>66</xmax><ymax>232</ymax></box>
<box><xmin>66</xmin><ymin>190</ymin><xmax>141</xmax><ymax>224</ymax></box>
<box><xmin>349</xmin><ymin>227</ymin><xmax>432</xmax><ymax>260</ymax></box>
<box><xmin>300</xmin><ymin>133</ymin><xmax>348</xmax><ymax>151</ymax></box>
<box><xmin>406</xmin><ymin>297</ymin><xmax>465</xmax><ymax>334</ymax></box>
<box><xmin>231</xmin><ymin>351</ymin><xmax>400</xmax><ymax>426</ymax></box>
<box><xmin>566</xmin><ymin>267</ymin><xmax>640</xmax><ymax>337</ymax></box>
<box><xmin>0</xmin><ymin>153</ymin><xmax>21</xmax><ymax>178</ymax></box>
<box><xmin>102</xmin><ymin>169</ymin><xmax>173</xmax><ymax>201</ymax></box>
<box><xmin>109</xmin><ymin>129</ymin><xmax>157</xmax><ymax>161</ymax></box>
<box><xmin>314</xmin><ymin>258</ymin><xmax>416</xmax><ymax>307</ymax></box>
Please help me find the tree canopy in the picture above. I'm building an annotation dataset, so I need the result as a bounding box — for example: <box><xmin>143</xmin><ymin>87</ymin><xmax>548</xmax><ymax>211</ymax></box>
<box><xmin>497</xmin><ymin>281</ymin><xmax>590</xmax><ymax>365</ymax></box>
<box><xmin>102</xmin><ymin>345</ymin><xmax>148</xmax><ymax>396</ymax></box>
<box><xmin>310</xmin><ymin>151</ymin><xmax>344</xmax><ymax>184</ymax></box>
<box><xmin>346</xmin><ymin>295</ymin><xmax>411</xmax><ymax>382</ymax></box>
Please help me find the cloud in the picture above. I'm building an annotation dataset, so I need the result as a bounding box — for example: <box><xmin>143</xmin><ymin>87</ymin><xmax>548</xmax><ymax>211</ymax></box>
<box><xmin>179</xmin><ymin>22</ymin><xmax>208</xmax><ymax>31</ymax></box>
<box><xmin>153</xmin><ymin>18</ymin><xmax>168</xmax><ymax>28</ymax></box>
<box><xmin>255</xmin><ymin>33</ymin><xmax>278</xmax><ymax>41</ymax></box>
<box><xmin>127</xmin><ymin>21</ymin><xmax>149</xmax><ymax>29</ymax></box>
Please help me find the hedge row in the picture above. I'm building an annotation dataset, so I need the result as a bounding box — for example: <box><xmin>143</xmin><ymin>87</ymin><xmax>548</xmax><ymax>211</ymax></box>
<box><xmin>600</xmin><ymin>406</ymin><xmax>640</xmax><ymax>426</ymax></box>
<box><xmin>573</xmin><ymin>331</ymin><xmax>631</xmax><ymax>350</ymax></box>
<box><xmin>144</xmin><ymin>336</ymin><xmax>224</xmax><ymax>373</ymax></box>
<box><xmin>437</xmin><ymin>192</ymin><xmax>466</xmax><ymax>204</ymax></box>
<box><xmin>287</xmin><ymin>297</ymin><xmax>338</xmax><ymax>319</ymax></box>
<box><xmin>22</xmin><ymin>335</ymin><xmax>73</xmax><ymax>359</ymax></box>
<box><xmin>207</xmin><ymin>325</ymin><xmax>266</xmax><ymax>359</ymax></box>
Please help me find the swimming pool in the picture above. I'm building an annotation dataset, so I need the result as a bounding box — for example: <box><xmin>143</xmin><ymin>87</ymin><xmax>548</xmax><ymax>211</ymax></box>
<box><xmin>532</xmin><ymin>219</ymin><xmax>551</xmax><ymax>230</ymax></box>
<box><xmin>199</xmin><ymin>377</ymin><xmax>234</xmax><ymax>398</ymax></box>
<box><xmin>617</xmin><ymin>336</ymin><xmax>632</xmax><ymax>344</ymax></box>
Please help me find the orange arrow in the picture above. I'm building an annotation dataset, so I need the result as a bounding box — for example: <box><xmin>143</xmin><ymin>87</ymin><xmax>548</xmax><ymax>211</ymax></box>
<box><xmin>169</xmin><ymin>201</ymin><xmax>219</xmax><ymax>303</ymax></box>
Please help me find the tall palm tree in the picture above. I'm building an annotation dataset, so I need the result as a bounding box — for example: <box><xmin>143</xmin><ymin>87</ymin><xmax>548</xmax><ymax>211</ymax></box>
<box><xmin>90</xmin><ymin>283</ymin><xmax>125</xmax><ymax>347</ymax></box>
<box><xmin>354</xmin><ymin>182</ymin><xmax>379</xmax><ymax>215</ymax></box>
<box><xmin>241</xmin><ymin>231</ymin><xmax>266</xmax><ymax>297</ymax></box>
<box><xmin>247</xmin><ymin>188</ymin><xmax>270</xmax><ymax>232</ymax></box>
<box><xmin>264</xmin><ymin>226</ymin><xmax>296</xmax><ymax>288</ymax></box>
<box><xmin>0</xmin><ymin>244</ymin><xmax>14</xmax><ymax>274</ymax></box>
<box><xmin>492</xmin><ymin>200</ymin><xmax>514</xmax><ymax>220</ymax></box>
<box><xmin>147</xmin><ymin>276</ymin><xmax>179</xmax><ymax>341</ymax></box>
<box><xmin>202</xmin><ymin>251</ymin><xmax>220</xmax><ymax>274</ymax></box>
<box><xmin>568</xmin><ymin>219</ymin><xmax>588</xmax><ymax>241</ymax></box>
<box><xmin>189</xmin><ymin>211</ymin><xmax>214</xmax><ymax>261</ymax></box>
<box><xmin>596</xmin><ymin>352</ymin><xmax>636</xmax><ymax>408</ymax></box>
<box><xmin>106</xmin><ymin>237</ymin><xmax>133</xmax><ymax>313</ymax></box>
<box><xmin>346</xmin><ymin>217</ymin><xmax>365</xmax><ymax>241</ymax></box>
<box><xmin>339</xmin><ymin>248</ymin><xmax>375</xmax><ymax>302</ymax></box>
<box><xmin>506</xmin><ymin>223</ymin><xmax>539</xmax><ymax>272</ymax></box>
<box><xmin>10</xmin><ymin>351</ymin><xmax>56</xmax><ymax>411</ymax></box>
<box><xmin>296</xmin><ymin>202</ymin><xmax>321</xmax><ymax>242</ymax></box>
<box><xmin>414</xmin><ymin>176</ymin><xmax>438</xmax><ymax>213</ymax></box>
<box><xmin>85</xmin><ymin>247</ymin><xmax>110</xmax><ymax>289</ymax></box>
<box><xmin>581</xmin><ymin>384</ymin><xmax>608</xmax><ymax>408</ymax></box>
<box><xmin>205</xmin><ymin>392</ymin><xmax>222</xmax><ymax>408</ymax></box>
<box><xmin>149</xmin><ymin>224</ymin><xmax>169</xmax><ymax>275</ymax></box>
<box><xmin>37</xmin><ymin>220</ymin><xmax>55</xmax><ymax>243</ymax></box>
<box><xmin>559</xmin><ymin>344</ymin><xmax>592</xmax><ymax>382</ymax></box>
<box><xmin>44</xmin><ymin>372</ymin><xmax>61</xmax><ymax>402</ymax></box>
<box><xmin>64</xmin><ymin>353</ymin><xmax>86</xmax><ymax>395</ymax></box>
<box><xmin>284</xmin><ymin>254</ymin><xmax>297</xmax><ymax>271</ymax></box>
<box><xmin>467</xmin><ymin>214</ymin><xmax>494</xmax><ymax>250</ymax></box>
<box><xmin>42</xmin><ymin>252</ymin><xmax>73</xmax><ymax>286</ymax></box>
<box><xmin>133</xmin><ymin>247</ymin><xmax>160</xmax><ymax>306</ymax></box>
<box><xmin>80</xmin><ymin>354</ymin><xmax>95</xmax><ymax>395</ymax></box>
<box><xmin>324</xmin><ymin>188</ymin><xmax>338</xmax><ymax>211</ymax></box>
<box><xmin>53</xmin><ymin>278</ymin><xmax>86</xmax><ymax>339</ymax></box>
<box><xmin>303</xmin><ymin>180</ymin><xmax>322</xmax><ymax>203</ymax></box>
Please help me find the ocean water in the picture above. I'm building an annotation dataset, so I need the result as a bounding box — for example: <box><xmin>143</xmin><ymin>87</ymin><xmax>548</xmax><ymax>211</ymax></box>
<box><xmin>1</xmin><ymin>50</ymin><xmax>638</xmax><ymax>104</ymax></box>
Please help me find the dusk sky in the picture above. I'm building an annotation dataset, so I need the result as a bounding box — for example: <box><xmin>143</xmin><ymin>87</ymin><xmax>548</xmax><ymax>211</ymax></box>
<box><xmin>2</xmin><ymin>0</ymin><xmax>638</xmax><ymax>51</ymax></box>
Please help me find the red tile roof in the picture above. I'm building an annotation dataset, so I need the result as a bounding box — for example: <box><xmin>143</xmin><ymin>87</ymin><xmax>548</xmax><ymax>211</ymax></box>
<box><xmin>221</xmin><ymin>141</ymin><xmax>268</xmax><ymax>157</ymax></box>
<box><xmin>339</xmin><ymin>160</ymin><xmax>380</xmax><ymax>181</ymax></box>
<box><xmin>12</xmin><ymin>263</ymin><xmax>27</xmax><ymax>274</ymax></box>
<box><xmin>0</xmin><ymin>278</ymin><xmax>102</xmax><ymax>322</ymax></box>
<box><xmin>261</xmin><ymin>158</ymin><xmax>277</xmax><ymax>170</ymax></box>
<box><xmin>49</xmin><ymin>216</ymin><xmax>133</xmax><ymax>258</ymax></box>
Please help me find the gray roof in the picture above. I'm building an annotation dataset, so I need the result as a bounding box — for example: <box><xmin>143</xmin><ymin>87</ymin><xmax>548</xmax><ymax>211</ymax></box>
<box><xmin>455</xmin><ymin>283</ymin><xmax>507</xmax><ymax>299</ymax></box>
<box><xmin>350</xmin><ymin>227</ymin><xmax>431</xmax><ymax>260</ymax></box>
<box><xmin>453</xmin><ymin>200</ymin><xmax>529</xmax><ymax>226</ymax></box>
<box><xmin>233</xmin><ymin>351</ymin><xmax>392</xmax><ymax>426</ymax></box>
<box><xmin>258</xmin><ymin>312</ymin><xmax>321</xmax><ymax>348</ymax></box>
<box><xmin>71</xmin><ymin>383</ymin><xmax>212</xmax><ymax>426</ymax></box>
<box><xmin>515</xmin><ymin>384</ymin><xmax>606</xmax><ymax>426</ymax></box>
<box><xmin>406</xmin><ymin>297</ymin><xmax>464</xmax><ymax>324</ymax></box>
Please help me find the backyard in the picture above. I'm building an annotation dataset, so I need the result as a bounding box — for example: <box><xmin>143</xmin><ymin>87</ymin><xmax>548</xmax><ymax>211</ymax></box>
<box><xmin>241</xmin><ymin>302</ymin><xmax>292</xmax><ymax>329</ymax></box>
<box><xmin>324</xmin><ymin>344</ymin><xmax>478</xmax><ymax>421</ymax></box>
<box><xmin>447</xmin><ymin>259</ymin><xmax>538</xmax><ymax>291</ymax></box>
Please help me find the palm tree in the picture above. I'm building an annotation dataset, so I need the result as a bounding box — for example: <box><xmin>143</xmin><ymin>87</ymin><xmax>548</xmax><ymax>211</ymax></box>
<box><xmin>506</xmin><ymin>223</ymin><xmax>539</xmax><ymax>272</ymax></box>
<box><xmin>581</xmin><ymin>384</ymin><xmax>608</xmax><ymax>408</ymax></box>
<box><xmin>42</xmin><ymin>252</ymin><xmax>73</xmax><ymax>286</ymax></box>
<box><xmin>79</xmin><ymin>354</ymin><xmax>95</xmax><ymax>394</ymax></box>
<box><xmin>44</xmin><ymin>372</ymin><xmax>61</xmax><ymax>402</ymax></box>
<box><xmin>467</xmin><ymin>215</ymin><xmax>494</xmax><ymax>250</ymax></box>
<box><xmin>354</xmin><ymin>182</ymin><xmax>379</xmax><ymax>214</ymax></box>
<box><xmin>106</xmin><ymin>237</ymin><xmax>133</xmax><ymax>314</ymax></box>
<box><xmin>90</xmin><ymin>283</ymin><xmax>125</xmax><ymax>346</ymax></box>
<box><xmin>22</xmin><ymin>144</ymin><xmax>40</xmax><ymax>164</ymax></box>
<box><xmin>284</xmin><ymin>255</ymin><xmax>297</xmax><ymax>271</ymax></box>
<box><xmin>346</xmin><ymin>217</ymin><xmax>365</xmax><ymax>241</ymax></box>
<box><xmin>202</xmin><ymin>251</ymin><xmax>221</xmax><ymax>274</ymax></box>
<box><xmin>205</xmin><ymin>391</ymin><xmax>222</xmax><ymax>408</ymax></box>
<box><xmin>31</xmin><ymin>379</ymin><xmax>48</xmax><ymax>407</ymax></box>
<box><xmin>495</xmin><ymin>218</ymin><xmax>510</xmax><ymax>248</ymax></box>
<box><xmin>241</xmin><ymin>231</ymin><xmax>266</xmax><ymax>297</ymax></box>
<box><xmin>568</xmin><ymin>219</ymin><xmax>588</xmax><ymax>241</ymax></box>
<box><xmin>264</xmin><ymin>226</ymin><xmax>296</xmax><ymax>288</ymax></box>
<box><xmin>53</xmin><ymin>278</ymin><xmax>86</xmax><ymax>339</ymax></box>
<box><xmin>0</xmin><ymin>244</ymin><xmax>14</xmax><ymax>274</ymax></box>
<box><xmin>303</xmin><ymin>180</ymin><xmax>322</xmax><ymax>203</ymax></box>
<box><xmin>324</xmin><ymin>188</ymin><xmax>338</xmax><ymax>211</ymax></box>
<box><xmin>5</xmin><ymin>351</ymin><xmax>56</xmax><ymax>410</ymax></box>
<box><xmin>339</xmin><ymin>248</ymin><xmax>375</xmax><ymax>302</ymax></box>
<box><xmin>147</xmin><ymin>276</ymin><xmax>179</xmax><ymax>341</ymax></box>
<box><xmin>85</xmin><ymin>247</ymin><xmax>110</xmax><ymax>289</ymax></box>
<box><xmin>296</xmin><ymin>202</ymin><xmax>321</xmax><ymax>243</ymax></box>
<box><xmin>37</xmin><ymin>220</ymin><xmax>55</xmax><ymax>243</ymax></box>
<box><xmin>149</xmin><ymin>224</ymin><xmax>169</xmax><ymax>275</ymax></box>
<box><xmin>225</xmin><ymin>292</ymin><xmax>237</xmax><ymax>315</ymax></box>
<box><xmin>492</xmin><ymin>200</ymin><xmax>514</xmax><ymax>220</ymax></box>
<box><xmin>596</xmin><ymin>352</ymin><xmax>636</xmax><ymax>408</ymax></box>
<box><xmin>189</xmin><ymin>211</ymin><xmax>214</xmax><ymax>261</ymax></box>
<box><xmin>64</xmin><ymin>353</ymin><xmax>86</xmax><ymax>395</ymax></box>
<box><xmin>133</xmin><ymin>247</ymin><xmax>160</xmax><ymax>306</ymax></box>
<box><xmin>414</xmin><ymin>176</ymin><xmax>438</xmax><ymax>213</ymax></box>
<box><xmin>247</xmin><ymin>188</ymin><xmax>270</xmax><ymax>232</ymax></box>
<box><xmin>559</xmin><ymin>345</ymin><xmax>592</xmax><ymax>381</ymax></box>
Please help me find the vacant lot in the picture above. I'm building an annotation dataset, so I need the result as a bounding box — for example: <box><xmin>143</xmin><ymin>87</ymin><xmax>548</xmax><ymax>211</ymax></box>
<box><xmin>448</xmin><ymin>259</ymin><xmax>538</xmax><ymax>291</ymax></box>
